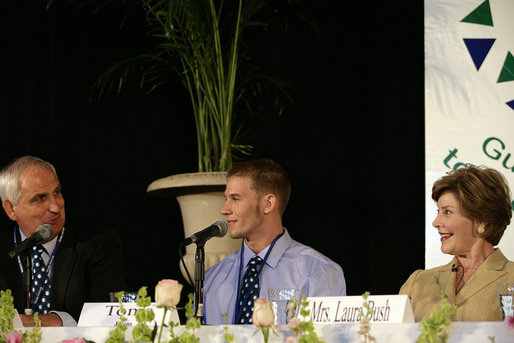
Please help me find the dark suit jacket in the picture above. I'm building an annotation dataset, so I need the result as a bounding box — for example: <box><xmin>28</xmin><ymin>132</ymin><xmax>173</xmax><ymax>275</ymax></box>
<box><xmin>0</xmin><ymin>223</ymin><xmax>127</xmax><ymax>321</ymax></box>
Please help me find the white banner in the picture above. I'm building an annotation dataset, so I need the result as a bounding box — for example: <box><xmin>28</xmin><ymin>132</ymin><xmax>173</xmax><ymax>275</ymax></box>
<box><xmin>425</xmin><ymin>0</ymin><xmax>514</xmax><ymax>268</ymax></box>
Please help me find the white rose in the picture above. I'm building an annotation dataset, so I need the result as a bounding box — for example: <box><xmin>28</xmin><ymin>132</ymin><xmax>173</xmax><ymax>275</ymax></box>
<box><xmin>252</xmin><ymin>297</ymin><xmax>275</xmax><ymax>327</ymax></box>
<box><xmin>155</xmin><ymin>279</ymin><xmax>183</xmax><ymax>308</ymax></box>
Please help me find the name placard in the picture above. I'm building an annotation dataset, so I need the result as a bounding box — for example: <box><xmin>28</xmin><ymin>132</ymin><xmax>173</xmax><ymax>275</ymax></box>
<box><xmin>77</xmin><ymin>303</ymin><xmax>180</xmax><ymax>327</ymax></box>
<box><xmin>304</xmin><ymin>295</ymin><xmax>414</xmax><ymax>324</ymax></box>
<box><xmin>13</xmin><ymin>310</ymin><xmax>23</xmax><ymax>328</ymax></box>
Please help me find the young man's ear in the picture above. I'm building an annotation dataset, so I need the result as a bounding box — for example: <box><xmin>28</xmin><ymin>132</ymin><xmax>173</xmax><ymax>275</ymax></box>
<box><xmin>2</xmin><ymin>199</ymin><xmax>17</xmax><ymax>221</ymax></box>
<box><xmin>262</xmin><ymin>194</ymin><xmax>277</xmax><ymax>215</ymax></box>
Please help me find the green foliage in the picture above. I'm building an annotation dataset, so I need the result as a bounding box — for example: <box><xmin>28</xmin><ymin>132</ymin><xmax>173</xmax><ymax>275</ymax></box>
<box><xmin>417</xmin><ymin>289</ymin><xmax>457</xmax><ymax>343</ymax></box>
<box><xmin>174</xmin><ymin>331</ymin><xmax>199</xmax><ymax>343</ymax></box>
<box><xmin>358</xmin><ymin>291</ymin><xmax>375</xmax><ymax>343</ymax></box>
<box><xmin>168</xmin><ymin>321</ymin><xmax>181</xmax><ymax>343</ymax></box>
<box><xmin>222</xmin><ymin>328</ymin><xmax>235</xmax><ymax>343</ymax></box>
<box><xmin>136</xmin><ymin>287</ymin><xmax>152</xmax><ymax>308</ymax></box>
<box><xmin>168</xmin><ymin>293</ymin><xmax>200</xmax><ymax>343</ymax></box>
<box><xmin>183</xmin><ymin>294</ymin><xmax>201</xmax><ymax>334</ymax></box>
<box><xmin>289</xmin><ymin>295</ymin><xmax>323</xmax><ymax>343</ymax></box>
<box><xmin>221</xmin><ymin>313</ymin><xmax>234</xmax><ymax>343</ymax></box>
<box><xmin>0</xmin><ymin>291</ymin><xmax>46</xmax><ymax>343</ymax></box>
<box><xmin>22</xmin><ymin>314</ymin><xmax>42</xmax><ymax>343</ymax></box>
<box><xmin>0</xmin><ymin>290</ymin><xmax>16</xmax><ymax>334</ymax></box>
<box><xmin>132</xmin><ymin>286</ymin><xmax>156</xmax><ymax>342</ymax></box>
<box><xmin>105</xmin><ymin>291</ymin><xmax>128</xmax><ymax>343</ymax></box>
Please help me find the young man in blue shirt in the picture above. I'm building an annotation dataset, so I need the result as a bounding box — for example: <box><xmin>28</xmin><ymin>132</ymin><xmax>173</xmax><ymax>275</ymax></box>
<box><xmin>203</xmin><ymin>158</ymin><xmax>346</xmax><ymax>324</ymax></box>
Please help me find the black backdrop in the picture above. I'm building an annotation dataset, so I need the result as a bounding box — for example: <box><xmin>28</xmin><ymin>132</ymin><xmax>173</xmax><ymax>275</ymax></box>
<box><xmin>1</xmin><ymin>0</ymin><xmax>424</xmax><ymax>301</ymax></box>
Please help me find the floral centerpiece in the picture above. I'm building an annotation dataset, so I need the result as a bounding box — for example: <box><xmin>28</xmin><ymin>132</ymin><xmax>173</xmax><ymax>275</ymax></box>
<box><xmin>357</xmin><ymin>292</ymin><xmax>375</xmax><ymax>343</ymax></box>
<box><xmin>0</xmin><ymin>290</ymin><xmax>43</xmax><ymax>343</ymax></box>
<box><xmin>4</xmin><ymin>282</ymin><xmax>512</xmax><ymax>342</ymax></box>
<box><xmin>284</xmin><ymin>295</ymin><xmax>322</xmax><ymax>343</ymax></box>
<box><xmin>416</xmin><ymin>289</ymin><xmax>456</xmax><ymax>343</ymax></box>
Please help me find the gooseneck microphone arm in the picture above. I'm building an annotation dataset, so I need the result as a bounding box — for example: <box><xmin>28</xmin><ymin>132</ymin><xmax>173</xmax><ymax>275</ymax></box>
<box><xmin>5</xmin><ymin>225</ymin><xmax>52</xmax><ymax>315</ymax></box>
<box><xmin>178</xmin><ymin>220</ymin><xmax>228</xmax><ymax>319</ymax></box>
<box><xmin>194</xmin><ymin>241</ymin><xmax>206</xmax><ymax>319</ymax></box>
<box><xmin>23</xmin><ymin>253</ymin><xmax>33</xmax><ymax>314</ymax></box>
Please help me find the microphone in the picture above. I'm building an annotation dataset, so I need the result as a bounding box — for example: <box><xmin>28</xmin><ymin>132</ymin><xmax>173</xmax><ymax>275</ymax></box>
<box><xmin>181</xmin><ymin>220</ymin><xmax>228</xmax><ymax>246</ymax></box>
<box><xmin>451</xmin><ymin>263</ymin><xmax>460</xmax><ymax>272</ymax></box>
<box><xmin>8</xmin><ymin>224</ymin><xmax>53</xmax><ymax>258</ymax></box>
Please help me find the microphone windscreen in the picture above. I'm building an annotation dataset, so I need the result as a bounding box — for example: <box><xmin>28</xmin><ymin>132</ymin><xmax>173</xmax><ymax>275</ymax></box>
<box><xmin>212</xmin><ymin>219</ymin><xmax>228</xmax><ymax>237</ymax></box>
<box><xmin>35</xmin><ymin>224</ymin><xmax>53</xmax><ymax>241</ymax></box>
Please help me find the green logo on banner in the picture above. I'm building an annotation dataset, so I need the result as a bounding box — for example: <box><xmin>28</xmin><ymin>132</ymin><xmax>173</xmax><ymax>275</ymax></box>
<box><xmin>460</xmin><ymin>0</ymin><xmax>493</xmax><ymax>26</ymax></box>
<box><xmin>461</xmin><ymin>0</ymin><xmax>514</xmax><ymax>109</ymax></box>
<box><xmin>497</xmin><ymin>51</ymin><xmax>514</xmax><ymax>83</ymax></box>
<box><xmin>442</xmin><ymin>137</ymin><xmax>514</xmax><ymax>210</ymax></box>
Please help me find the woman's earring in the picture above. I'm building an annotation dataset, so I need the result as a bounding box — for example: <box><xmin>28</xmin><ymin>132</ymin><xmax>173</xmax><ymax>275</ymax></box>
<box><xmin>477</xmin><ymin>225</ymin><xmax>485</xmax><ymax>234</ymax></box>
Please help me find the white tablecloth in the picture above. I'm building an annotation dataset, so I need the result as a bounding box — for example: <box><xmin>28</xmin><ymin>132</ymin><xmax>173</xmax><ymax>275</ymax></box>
<box><xmin>21</xmin><ymin>322</ymin><xmax>514</xmax><ymax>342</ymax></box>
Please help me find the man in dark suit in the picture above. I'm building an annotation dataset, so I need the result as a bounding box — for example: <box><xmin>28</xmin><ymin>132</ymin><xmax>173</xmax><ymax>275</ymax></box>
<box><xmin>0</xmin><ymin>156</ymin><xmax>127</xmax><ymax>326</ymax></box>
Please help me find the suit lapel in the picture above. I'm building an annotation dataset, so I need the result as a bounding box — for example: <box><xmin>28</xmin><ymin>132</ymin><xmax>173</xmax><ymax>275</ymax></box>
<box><xmin>455</xmin><ymin>249</ymin><xmax>508</xmax><ymax>305</ymax></box>
<box><xmin>50</xmin><ymin>227</ymin><xmax>77</xmax><ymax>309</ymax></box>
<box><xmin>436</xmin><ymin>258</ymin><xmax>457</xmax><ymax>305</ymax></box>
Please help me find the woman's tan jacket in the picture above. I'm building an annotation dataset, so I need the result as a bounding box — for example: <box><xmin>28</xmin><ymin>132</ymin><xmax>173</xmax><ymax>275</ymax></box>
<box><xmin>400</xmin><ymin>249</ymin><xmax>514</xmax><ymax>321</ymax></box>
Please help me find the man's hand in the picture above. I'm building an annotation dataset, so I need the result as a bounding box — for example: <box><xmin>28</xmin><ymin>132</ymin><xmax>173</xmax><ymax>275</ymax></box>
<box><xmin>19</xmin><ymin>313</ymin><xmax>63</xmax><ymax>327</ymax></box>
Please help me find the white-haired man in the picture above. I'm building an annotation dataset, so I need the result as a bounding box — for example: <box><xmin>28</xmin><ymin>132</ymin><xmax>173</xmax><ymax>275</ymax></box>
<box><xmin>0</xmin><ymin>156</ymin><xmax>126</xmax><ymax>326</ymax></box>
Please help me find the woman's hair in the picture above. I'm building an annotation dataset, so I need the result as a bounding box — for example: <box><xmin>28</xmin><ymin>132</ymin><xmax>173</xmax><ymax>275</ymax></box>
<box><xmin>0</xmin><ymin>156</ymin><xmax>58</xmax><ymax>205</ymax></box>
<box><xmin>432</xmin><ymin>164</ymin><xmax>512</xmax><ymax>246</ymax></box>
<box><xmin>227</xmin><ymin>158</ymin><xmax>291</xmax><ymax>216</ymax></box>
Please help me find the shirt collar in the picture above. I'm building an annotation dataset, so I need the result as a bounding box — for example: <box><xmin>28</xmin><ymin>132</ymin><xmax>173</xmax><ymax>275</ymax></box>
<box><xmin>266</xmin><ymin>228</ymin><xmax>292</xmax><ymax>268</ymax></box>
<box><xmin>19</xmin><ymin>227</ymin><xmax>59</xmax><ymax>256</ymax></box>
<box><xmin>241</xmin><ymin>228</ymin><xmax>292</xmax><ymax>268</ymax></box>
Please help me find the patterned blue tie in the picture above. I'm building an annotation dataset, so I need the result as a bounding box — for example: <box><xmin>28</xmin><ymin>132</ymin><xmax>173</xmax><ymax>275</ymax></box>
<box><xmin>238</xmin><ymin>255</ymin><xmax>263</xmax><ymax>324</ymax></box>
<box><xmin>31</xmin><ymin>245</ymin><xmax>51</xmax><ymax>314</ymax></box>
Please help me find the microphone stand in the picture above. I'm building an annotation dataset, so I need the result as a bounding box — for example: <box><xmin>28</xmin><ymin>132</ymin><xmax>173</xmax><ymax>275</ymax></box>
<box><xmin>193</xmin><ymin>241</ymin><xmax>206</xmax><ymax>319</ymax></box>
<box><xmin>22</xmin><ymin>252</ymin><xmax>33</xmax><ymax>315</ymax></box>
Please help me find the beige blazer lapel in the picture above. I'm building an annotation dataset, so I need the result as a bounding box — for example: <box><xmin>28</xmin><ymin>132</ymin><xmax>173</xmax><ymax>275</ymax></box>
<box><xmin>455</xmin><ymin>249</ymin><xmax>508</xmax><ymax>306</ymax></box>
<box><xmin>436</xmin><ymin>258</ymin><xmax>457</xmax><ymax>305</ymax></box>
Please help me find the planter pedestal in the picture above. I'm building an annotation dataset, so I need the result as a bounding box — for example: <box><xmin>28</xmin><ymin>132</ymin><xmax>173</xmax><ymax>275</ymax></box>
<box><xmin>147</xmin><ymin>172</ymin><xmax>241</xmax><ymax>284</ymax></box>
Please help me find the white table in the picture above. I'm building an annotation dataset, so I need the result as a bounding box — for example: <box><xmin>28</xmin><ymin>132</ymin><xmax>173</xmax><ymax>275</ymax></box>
<box><xmin>18</xmin><ymin>322</ymin><xmax>514</xmax><ymax>342</ymax></box>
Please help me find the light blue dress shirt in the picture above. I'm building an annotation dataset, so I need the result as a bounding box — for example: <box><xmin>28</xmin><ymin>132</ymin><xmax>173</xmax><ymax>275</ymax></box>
<box><xmin>203</xmin><ymin>228</ymin><xmax>346</xmax><ymax>324</ymax></box>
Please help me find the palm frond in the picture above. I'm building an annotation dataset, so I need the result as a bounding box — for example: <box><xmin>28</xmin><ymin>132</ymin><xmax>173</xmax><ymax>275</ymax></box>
<box><xmin>53</xmin><ymin>0</ymin><xmax>308</xmax><ymax>171</ymax></box>
<box><xmin>91</xmin><ymin>54</ymin><xmax>174</xmax><ymax>101</ymax></box>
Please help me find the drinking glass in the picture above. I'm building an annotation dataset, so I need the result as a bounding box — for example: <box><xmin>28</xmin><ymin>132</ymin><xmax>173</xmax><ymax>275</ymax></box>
<box><xmin>496</xmin><ymin>282</ymin><xmax>514</xmax><ymax>320</ymax></box>
<box><xmin>109</xmin><ymin>291</ymin><xmax>140</xmax><ymax>303</ymax></box>
<box><xmin>267</xmin><ymin>288</ymin><xmax>300</xmax><ymax>325</ymax></box>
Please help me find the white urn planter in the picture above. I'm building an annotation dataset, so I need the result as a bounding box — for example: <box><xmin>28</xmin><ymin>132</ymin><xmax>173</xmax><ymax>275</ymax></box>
<box><xmin>147</xmin><ymin>172</ymin><xmax>241</xmax><ymax>284</ymax></box>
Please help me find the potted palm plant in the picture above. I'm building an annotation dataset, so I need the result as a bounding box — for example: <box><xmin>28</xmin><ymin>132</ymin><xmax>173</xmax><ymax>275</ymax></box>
<box><xmin>81</xmin><ymin>0</ymin><xmax>299</xmax><ymax>280</ymax></box>
<box><xmin>94</xmin><ymin>0</ymin><xmax>292</xmax><ymax>172</ymax></box>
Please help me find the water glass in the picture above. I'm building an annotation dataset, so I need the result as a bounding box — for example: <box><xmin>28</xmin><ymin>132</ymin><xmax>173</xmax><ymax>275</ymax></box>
<box><xmin>109</xmin><ymin>291</ymin><xmax>140</xmax><ymax>303</ymax></box>
<box><xmin>267</xmin><ymin>288</ymin><xmax>300</xmax><ymax>325</ymax></box>
<box><xmin>496</xmin><ymin>282</ymin><xmax>514</xmax><ymax>320</ymax></box>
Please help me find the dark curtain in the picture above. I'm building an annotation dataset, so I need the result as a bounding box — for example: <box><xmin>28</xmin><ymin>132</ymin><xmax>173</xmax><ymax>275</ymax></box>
<box><xmin>1</xmin><ymin>0</ymin><xmax>424</xmax><ymax>300</ymax></box>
